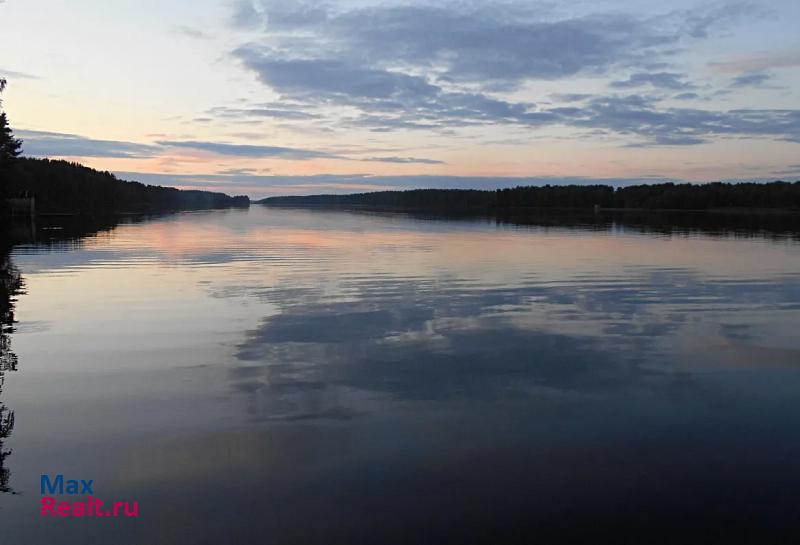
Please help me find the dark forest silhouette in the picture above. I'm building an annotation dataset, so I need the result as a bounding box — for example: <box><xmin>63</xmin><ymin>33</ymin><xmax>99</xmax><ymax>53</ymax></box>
<box><xmin>0</xmin><ymin>77</ymin><xmax>248</xmax><ymax>217</ymax></box>
<box><xmin>0</xmin><ymin>78</ymin><xmax>22</xmax><ymax>214</ymax></box>
<box><xmin>260</xmin><ymin>182</ymin><xmax>800</xmax><ymax>212</ymax></box>
<box><xmin>8</xmin><ymin>158</ymin><xmax>249</xmax><ymax>215</ymax></box>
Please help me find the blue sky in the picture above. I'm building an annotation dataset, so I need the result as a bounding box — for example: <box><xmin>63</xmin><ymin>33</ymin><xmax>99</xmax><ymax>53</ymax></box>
<box><xmin>1</xmin><ymin>0</ymin><xmax>799</xmax><ymax>197</ymax></box>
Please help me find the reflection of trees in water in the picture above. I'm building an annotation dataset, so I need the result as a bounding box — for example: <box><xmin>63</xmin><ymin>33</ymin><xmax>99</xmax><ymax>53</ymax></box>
<box><xmin>0</xmin><ymin>214</ymin><xmax>153</xmax><ymax>495</ymax></box>
<box><xmin>0</xmin><ymin>250</ymin><xmax>22</xmax><ymax>494</ymax></box>
<box><xmin>0</xmin><ymin>216</ymin><xmax>122</xmax><ymax>495</ymax></box>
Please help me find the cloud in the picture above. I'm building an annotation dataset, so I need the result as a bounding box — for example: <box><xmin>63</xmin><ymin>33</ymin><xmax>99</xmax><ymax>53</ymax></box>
<box><xmin>772</xmin><ymin>164</ymin><xmax>800</xmax><ymax>178</ymax></box>
<box><xmin>672</xmin><ymin>1</ymin><xmax>761</xmax><ymax>39</ymax></box>
<box><xmin>729</xmin><ymin>72</ymin><xmax>771</xmax><ymax>88</ymax></box>
<box><xmin>173</xmin><ymin>25</ymin><xmax>212</xmax><ymax>40</ymax></box>
<box><xmin>216</xmin><ymin>167</ymin><xmax>270</xmax><ymax>176</ymax></box>
<box><xmin>565</xmin><ymin>95</ymin><xmax>800</xmax><ymax>146</ymax></box>
<box><xmin>233</xmin><ymin>49</ymin><xmax>441</xmax><ymax>101</ymax></box>
<box><xmin>376</xmin><ymin>92</ymin><xmax>800</xmax><ymax>146</ymax></box>
<box><xmin>13</xmin><ymin>129</ymin><xmax>450</xmax><ymax>165</ymax></box>
<box><xmin>208</xmin><ymin>105</ymin><xmax>320</xmax><ymax>121</ymax></box>
<box><xmin>230</xmin><ymin>0</ymin><xmax>262</xmax><ymax>29</ymax></box>
<box><xmin>710</xmin><ymin>52</ymin><xmax>800</xmax><ymax>73</ymax></box>
<box><xmin>156</xmin><ymin>139</ymin><xmax>340</xmax><ymax>159</ymax></box>
<box><xmin>610</xmin><ymin>72</ymin><xmax>695</xmax><ymax>91</ymax></box>
<box><xmin>13</xmin><ymin>130</ymin><xmax>351</xmax><ymax>161</ymax></box>
<box><xmin>0</xmin><ymin>68</ymin><xmax>40</xmax><ymax>80</ymax></box>
<box><xmin>233</xmin><ymin>45</ymin><xmax>549</xmax><ymax>130</ymax></box>
<box><xmin>233</xmin><ymin>2</ymin><xmax>747</xmax><ymax>88</ymax></box>
<box><xmin>362</xmin><ymin>157</ymin><xmax>445</xmax><ymax>165</ymax></box>
<box><xmin>224</xmin><ymin>2</ymin><xmax>800</xmax><ymax>146</ymax></box>
<box><xmin>20</xmin><ymin>94</ymin><xmax>800</xmax><ymax>167</ymax></box>
<box><xmin>550</xmin><ymin>93</ymin><xmax>593</xmax><ymax>103</ymax></box>
<box><xmin>16</xmin><ymin>129</ymin><xmax>159</xmax><ymax>158</ymax></box>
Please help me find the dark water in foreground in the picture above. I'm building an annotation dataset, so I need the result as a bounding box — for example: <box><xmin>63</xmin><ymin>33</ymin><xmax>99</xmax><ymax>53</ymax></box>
<box><xmin>1</xmin><ymin>207</ymin><xmax>800</xmax><ymax>544</ymax></box>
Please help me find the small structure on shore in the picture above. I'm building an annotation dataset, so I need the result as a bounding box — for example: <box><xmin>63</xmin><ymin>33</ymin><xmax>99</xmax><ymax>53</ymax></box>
<box><xmin>6</xmin><ymin>194</ymin><xmax>34</xmax><ymax>217</ymax></box>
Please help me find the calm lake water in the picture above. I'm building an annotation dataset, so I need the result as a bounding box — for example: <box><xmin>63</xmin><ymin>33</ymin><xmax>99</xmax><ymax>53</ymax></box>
<box><xmin>1</xmin><ymin>206</ymin><xmax>800</xmax><ymax>544</ymax></box>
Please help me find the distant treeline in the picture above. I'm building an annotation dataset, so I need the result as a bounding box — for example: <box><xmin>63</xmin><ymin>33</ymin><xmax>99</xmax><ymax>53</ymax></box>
<box><xmin>497</xmin><ymin>182</ymin><xmax>800</xmax><ymax>210</ymax></box>
<box><xmin>5</xmin><ymin>158</ymin><xmax>249</xmax><ymax>215</ymax></box>
<box><xmin>261</xmin><ymin>182</ymin><xmax>800</xmax><ymax>211</ymax></box>
<box><xmin>261</xmin><ymin>189</ymin><xmax>492</xmax><ymax>208</ymax></box>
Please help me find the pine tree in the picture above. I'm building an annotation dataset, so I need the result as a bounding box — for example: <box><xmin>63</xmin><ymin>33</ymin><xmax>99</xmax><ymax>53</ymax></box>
<box><xmin>0</xmin><ymin>78</ymin><xmax>23</xmax><ymax>211</ymax></box>
<box><xmin>0</xmin><ymin>79</ymin><xmax>22</xmax><ymax>172</ymax></box>
<box><xmin>0</xmin><ymin>112</ymin><xmax>22</xmax><ymax>170</ymax></box>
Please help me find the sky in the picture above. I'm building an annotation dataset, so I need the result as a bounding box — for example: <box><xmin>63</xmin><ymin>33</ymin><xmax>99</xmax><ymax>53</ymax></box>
<box><xmin>1</xmin><ymin>0</ymin><xmax>799</xmax><ymax>198</ymax></box>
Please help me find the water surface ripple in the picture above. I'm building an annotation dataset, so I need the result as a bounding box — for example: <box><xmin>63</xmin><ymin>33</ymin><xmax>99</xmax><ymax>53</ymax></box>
<box><xmin>2</xmin><ymin>207</ymin><xmax>800</xmax><ymax>544</ymax></box>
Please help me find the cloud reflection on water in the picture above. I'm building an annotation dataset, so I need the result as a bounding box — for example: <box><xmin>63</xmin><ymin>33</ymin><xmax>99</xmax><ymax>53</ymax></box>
<box><xmin>232</xmin><ymin>260</ymin><xmax>800</xmax><ymax>422</ymax></box>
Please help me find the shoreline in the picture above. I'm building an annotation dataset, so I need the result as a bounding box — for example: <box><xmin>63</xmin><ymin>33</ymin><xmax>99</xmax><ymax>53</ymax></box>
<box><xmin>259</xmin><ymin>202</ymin><xmax>800</xmax><ymax>216</ymax></box>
